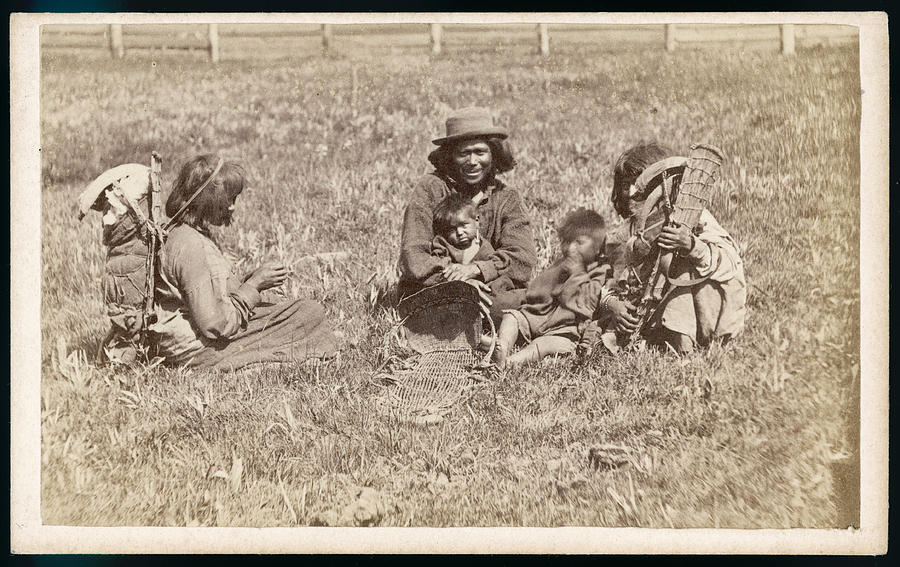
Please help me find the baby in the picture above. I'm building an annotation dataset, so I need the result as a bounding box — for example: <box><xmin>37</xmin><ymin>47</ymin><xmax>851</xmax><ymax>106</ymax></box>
<box><xmin>493</xmin><ymin>208</ymin><xmax>626</xmax><ymax>368</ymax></box>
<box><xmin>431</xmin><ymin>193</ymin><xmax>495</xmax><ymax>270</ymax></box>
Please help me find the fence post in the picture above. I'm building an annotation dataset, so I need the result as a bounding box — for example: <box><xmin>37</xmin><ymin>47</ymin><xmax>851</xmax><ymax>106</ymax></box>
<box><xmin>665</xmin><ymin>24</ymin><xmax>676</xmax><ymax>52</ymax></box>
<box><xmin>322</xmin><ymin>24</ymin><xmax>332</xmax><ymax>52</ymax></box>
<box><xmin>430</xmin><ymin>23</ymin><xmax>442</xmax><ymax>55</ymax></box>
<box><xmin>109</xmin><ymin>24</ymin><xmax>124</xmax><ymax>59</ymax></box>
<box><xmin>538</xmin><ymin>23</ymin><xmax>550</xmax><ymax>56</ymax></box>
<box><xmin>208</xmin><ymin>24</ymin><xmax>220</xmax><ymax>63</ymax></box>
<box><xmin>781</xmin><ymin>24</ymin><xmax>795</xmax><ymax>55</ymax></box>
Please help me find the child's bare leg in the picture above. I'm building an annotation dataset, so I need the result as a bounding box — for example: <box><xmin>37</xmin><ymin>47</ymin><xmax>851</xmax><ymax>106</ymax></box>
<box><xmin>506</xmin><ymin>336</ymin><xmax>576</xmax><ymax>367</ymax></box>
<box><xmin>493</xmin><ymin>313</ymin><xmax>520</xmax><ymax>367</ymax></box>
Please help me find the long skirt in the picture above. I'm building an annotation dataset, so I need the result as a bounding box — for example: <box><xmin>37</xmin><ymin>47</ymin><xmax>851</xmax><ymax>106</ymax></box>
<box><xmin>186</xmin><ymin>299</ymin><xmax>339</xmax><ymax>371</ymax></box>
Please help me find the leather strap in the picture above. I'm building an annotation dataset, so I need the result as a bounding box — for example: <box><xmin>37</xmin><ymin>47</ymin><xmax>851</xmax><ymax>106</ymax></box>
<box><xmin>110</xmin><ymin>182</ymin><xmax>165</xmax><ymax>241</ymax></box>
<box><xmin>666</xmin><ymin>271</ymin><xmax>714</xmax><ymax>288</ymax></box>
<box><xmin>641</xmin><ymin>248</ymin><xmax>722</xmax><ymax>332</ymax></box>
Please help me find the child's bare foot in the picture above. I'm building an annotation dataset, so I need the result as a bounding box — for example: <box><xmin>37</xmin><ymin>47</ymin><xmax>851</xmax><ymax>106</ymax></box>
<box><xmin>493</xmin><ymin>342</ymin><xmax>508</xmax><ymax>369</ymax></box>
<box><xmin>477</xmin><ymin>333</ymin><xmax>494</xmax><ymax>351</ymax></box>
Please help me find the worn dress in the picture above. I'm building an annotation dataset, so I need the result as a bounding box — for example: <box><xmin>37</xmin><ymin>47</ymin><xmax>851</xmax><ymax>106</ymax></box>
<box><xmin>399</xmin><ymin>172</ymin><xmax>537</xmax><ymax>318</ymax></box>
<box><xmin>151</xmin><ymin>223</ymin><xmax>338</xmax><ymax>370</ymax></box>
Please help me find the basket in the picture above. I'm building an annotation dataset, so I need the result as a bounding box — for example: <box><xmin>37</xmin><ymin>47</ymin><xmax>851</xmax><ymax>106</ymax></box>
<box><xmin>377</xmin><ymin>280</ymin><xmax>495</xmax><ymax>419</ymax></box>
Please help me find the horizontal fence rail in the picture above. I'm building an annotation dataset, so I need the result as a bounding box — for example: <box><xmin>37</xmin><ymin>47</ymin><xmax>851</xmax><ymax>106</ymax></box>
<box><xmin>40</xmin><ymin>23</ymin><xmax>859</xmax><ymax>61</ymax></box>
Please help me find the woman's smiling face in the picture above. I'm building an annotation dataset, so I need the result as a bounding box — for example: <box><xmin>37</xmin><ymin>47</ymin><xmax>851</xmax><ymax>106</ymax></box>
<box><xmin>452</xmin><ymin>140</ymin><xmax>493</xmax><ymax>186</ymax></box>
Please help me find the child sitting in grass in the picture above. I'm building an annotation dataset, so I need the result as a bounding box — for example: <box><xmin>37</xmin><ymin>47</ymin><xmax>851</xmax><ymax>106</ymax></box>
<box><xmin>493</xmin><ymin>208</ymin><xmax>629</xmax><ymax>368</ymax></box>
<box><xmin>430</xmin><ymin>193</ymin><xmax>495</xmax><ymax>277</ymax></box>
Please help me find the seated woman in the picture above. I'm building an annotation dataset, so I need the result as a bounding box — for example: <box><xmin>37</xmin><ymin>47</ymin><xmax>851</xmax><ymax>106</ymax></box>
<box><xmin>398</xmin><ymin>107</ymin><xmax>537</xmax><ymax>321</ymax></box>
<box><xmin>151</xmin><ymin>155</ymin><xmax>339</xmax><ymax>370</ymax></box>
<box><xmin>603</xmin><ymin>142</ymin><xmax>747</xmax><ymax>354</ymax></box>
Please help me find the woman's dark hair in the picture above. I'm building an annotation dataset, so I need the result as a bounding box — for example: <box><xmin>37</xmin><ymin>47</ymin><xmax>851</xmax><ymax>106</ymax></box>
<box><xmin>557</xmin><ymin>208</ymin><xmax>606</xmax><ymax>245</ymax></box>
<box><xmin>165</xmin><ymin>154</ymin><xmax>247</xmax><ymax>227</ymax></box>
<box><xmin>427</xmin><ymin>136</ymin><xmax>516</xmax><ymax>180</ymax></box>
<box><xmin>611</xmin><ymin>142</ymin><xmax>675</xmax><ymax>217</ymax></box>
<box><xmin>433</xmin><ymin>193</ymin><xmax>478</xmax><ymax>236</ymax></box>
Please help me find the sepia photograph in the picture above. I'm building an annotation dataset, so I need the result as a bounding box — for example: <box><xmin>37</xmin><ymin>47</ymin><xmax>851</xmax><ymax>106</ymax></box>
<box><xmin>10</xmin><ymin>12</ymin><xmax>888</xmax><ymax>553</ymax></box>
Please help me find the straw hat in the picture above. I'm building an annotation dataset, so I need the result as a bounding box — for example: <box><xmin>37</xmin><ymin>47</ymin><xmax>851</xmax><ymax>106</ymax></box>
<box><xmin>431</xmin><ymin>107</ymin><xmax>508</xmax><ymax>146</ymax></box>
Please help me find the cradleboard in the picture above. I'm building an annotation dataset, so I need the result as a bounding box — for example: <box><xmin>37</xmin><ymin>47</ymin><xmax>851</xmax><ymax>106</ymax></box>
<box><xmin>77</xmin><ymin>153</ymin><xmax>165</xmax><ymax>363</ymax></box>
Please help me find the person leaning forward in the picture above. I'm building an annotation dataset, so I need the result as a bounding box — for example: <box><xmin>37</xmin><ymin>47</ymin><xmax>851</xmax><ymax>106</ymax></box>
<box><xmin>398</xmin><ymin>107</ymin><xmax>538</xmax><ymax>322</ymax></box>
<box><xmin>601</xmin><ymin>143</ymin><xmax>747</xmax><ymax>354</ymax></box>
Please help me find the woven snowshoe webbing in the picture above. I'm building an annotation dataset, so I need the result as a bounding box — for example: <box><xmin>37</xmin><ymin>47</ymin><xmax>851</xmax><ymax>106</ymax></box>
<box><xmin>398</xmin><ymin>281</ymin><xmax>491</xmax><ymax>363</ymax></box>
<box><xmin>404</xmin><ymin>302</ymin><xmax>481</xmax><ymax>353</ymax></box>
<box><xmin>384</xmin><ymin>350</ymin><xmax>475</xmax><ymax>415</ymax></box>
<box><xmin>398</xmin><ymin>280</ymin><xmax>482</xmax><ymax>319</ymax></box>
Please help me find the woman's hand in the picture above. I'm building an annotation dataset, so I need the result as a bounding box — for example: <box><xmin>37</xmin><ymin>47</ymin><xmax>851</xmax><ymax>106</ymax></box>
<box><xmin>443</xmin><ymin>263</ymin><xmax>481</xmax><ymax>282</ymax></box>
<box><xmin>657</xmin><ymin>223</ymin><xmax>694</xmax><ymax>254</ymax></box>
<box><xmin>246</xmin><ymin>261</ymin><xmax>289</xmax><ymax>292</ymax></box>
<box><xmin>607</xmin><ymin>297</ymin><xmax>639</xmax><ymax>334</ymax></box>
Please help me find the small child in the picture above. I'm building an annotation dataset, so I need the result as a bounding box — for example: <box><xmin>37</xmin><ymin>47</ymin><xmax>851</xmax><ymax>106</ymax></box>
<box><xmin>431</xmin><ymin>193</ymin><xmax>495</xmax><ymax>267</ymax></box>
<box><xmin>493</xmin><ymin>208</ymin><xmax>625</xmax><ymax>368</ymax></box>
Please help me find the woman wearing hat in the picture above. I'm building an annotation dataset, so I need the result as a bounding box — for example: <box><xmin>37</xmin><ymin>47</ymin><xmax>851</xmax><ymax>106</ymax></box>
<box><xmin>399</xmin><ymin>107</ymin><xmax>538</xmax><ymax>321</ymax></box>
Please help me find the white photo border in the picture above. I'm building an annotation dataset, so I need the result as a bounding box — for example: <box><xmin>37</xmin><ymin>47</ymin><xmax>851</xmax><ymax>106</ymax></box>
<box><xmin>10</xmin><ymin>11</ymin><xmax>889</xmax><ymax>554</ymax></box>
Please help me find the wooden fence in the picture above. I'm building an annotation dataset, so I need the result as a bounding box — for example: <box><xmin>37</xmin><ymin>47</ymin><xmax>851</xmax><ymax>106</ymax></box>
<box><xmin>40</xmin><ymin>23</ymin><xmax>858</xmax><ymax>62</ymax></box>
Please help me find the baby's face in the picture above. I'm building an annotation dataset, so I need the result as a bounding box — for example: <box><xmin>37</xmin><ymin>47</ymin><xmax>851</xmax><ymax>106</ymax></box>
<box><xmin>444</xmin><ymin>211</ymin><xmax>479</xmax><ymax>248</ymax></box>
<box><xmin>565</xmin><ymin>231</ymin><xmax>605</xmax><ymax>265</ymax></box>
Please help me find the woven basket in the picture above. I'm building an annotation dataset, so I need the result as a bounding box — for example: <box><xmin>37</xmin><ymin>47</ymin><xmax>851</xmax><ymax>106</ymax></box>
<box><xmin>378</xmin><ymin>280</ymin><xmax>495</xmax><ymax>419</ymax></box>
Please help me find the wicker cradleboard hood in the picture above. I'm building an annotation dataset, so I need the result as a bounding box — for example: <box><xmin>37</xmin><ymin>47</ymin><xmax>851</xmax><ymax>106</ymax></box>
<box><xmin>78</xmin><ymin>163</ymin><xmax>152</xmax><ymax>223</ymax></box>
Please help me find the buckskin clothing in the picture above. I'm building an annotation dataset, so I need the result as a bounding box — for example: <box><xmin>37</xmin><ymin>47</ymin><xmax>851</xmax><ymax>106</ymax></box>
<box><xmin>610</xmin><ymin>208</ymin><xmax>746</xmax><ymax>346</ymax></box>
<box><xmin>151</xmin><ymin>223</ymin><xmax>338</xmax><ymax>370</ymax></box>
<box><xmin>98</xmin><ymin>211</ymin><xmax>153</xmax><ymax>363</ymax></box>
<box><xmin>101</xmin><ymin>212</ymin><xmax>150</xmax><ymax>337</ymax></box>
<box><xmin>399</xmin><ymin>172</ymin><xmax>537</xmax><ymax>307</ymax></box>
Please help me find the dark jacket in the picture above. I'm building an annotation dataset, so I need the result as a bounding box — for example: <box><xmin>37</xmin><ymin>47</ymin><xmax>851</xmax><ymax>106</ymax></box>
<box><xmin>517</xmin><ymin>255</ymin><xmax>612</xmax><ymax>338</ymax></box>
<box><xmin>399</xmin><ymin>172</ymin><xmax>537</xmax><ymax>294</ymax></box>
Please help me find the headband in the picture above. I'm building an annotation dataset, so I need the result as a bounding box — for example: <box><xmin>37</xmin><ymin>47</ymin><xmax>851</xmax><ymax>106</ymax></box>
<box><xmin>165</xmin><ymin>158</ymin><xmax>225</xmax><ymax>230</ymax></box>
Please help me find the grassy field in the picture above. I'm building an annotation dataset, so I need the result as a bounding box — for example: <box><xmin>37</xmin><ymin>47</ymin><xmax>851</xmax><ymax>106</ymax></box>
<box><xmin>39</xmin><ymin>43</ymin><xmax>860</xmax><ymax>528</ymax></box>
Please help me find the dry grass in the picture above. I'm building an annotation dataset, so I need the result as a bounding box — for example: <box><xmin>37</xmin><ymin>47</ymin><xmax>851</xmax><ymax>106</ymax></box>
<box><xmin>40</xmin><ymin>43</ymin><xmax>860</xmax><ymax>527</ymax></box>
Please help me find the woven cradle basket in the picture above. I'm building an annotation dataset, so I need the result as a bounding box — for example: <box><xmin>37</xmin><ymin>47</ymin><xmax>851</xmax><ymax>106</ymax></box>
<box><xmin>378</xmin><ymin>280</ymin><xmax>495</xmax><ymax>418</ymax></box>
